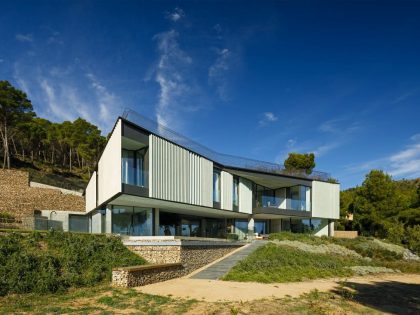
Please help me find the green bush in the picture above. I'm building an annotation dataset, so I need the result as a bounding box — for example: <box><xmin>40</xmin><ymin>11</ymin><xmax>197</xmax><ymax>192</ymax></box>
<box><xmin>407</xmin><ymin>225</ymin><xmax>420</xmax><ymax>255</ymax></box>
<box><xmin>223</xmin><ymin>243</ymin><xmax>360</xmax><ymax>283</ymax></box>
<box><xmin>0</xmin><ymin>231</ymin><xmax>146</xmax><ymax>296</ymax></box>
<box><xmin>226</xmin><ymin>233</ymin><xmax>239</xmax><ymax>240</ymax></box>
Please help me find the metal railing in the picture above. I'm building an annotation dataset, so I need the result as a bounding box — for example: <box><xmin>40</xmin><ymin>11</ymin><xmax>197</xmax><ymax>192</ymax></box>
<box><xmin>122</xmin><ymin>109</ymin><xmax>331</xmax><ymax>181</ymax></box>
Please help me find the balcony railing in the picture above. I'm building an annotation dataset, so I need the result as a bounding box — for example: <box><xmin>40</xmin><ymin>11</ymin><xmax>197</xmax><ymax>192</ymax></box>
<box><xmin>122</xmin><ymin>109</ymin><xmax>332</xmax><ymax>182</ymax></box>
<box><xmin>256</xmin><ymin>197</ymin><xmax>310</xmax><ymax>211</ymax></box>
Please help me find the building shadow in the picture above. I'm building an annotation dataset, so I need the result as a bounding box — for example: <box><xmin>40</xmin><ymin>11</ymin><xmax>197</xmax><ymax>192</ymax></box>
<box><xmin>331</xmin><ymin>280</ymin><xmax>420</xmax><ymax>314</ymax></box>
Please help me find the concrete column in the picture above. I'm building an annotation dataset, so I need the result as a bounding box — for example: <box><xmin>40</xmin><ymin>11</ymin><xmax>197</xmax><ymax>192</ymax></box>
<box><xmin>329</xmin><ymin>220</ymin><xmax>335</xmax><ymax>237</ymax></box>
<box><xmin>154</xmin><ymin>208</ymin><xmax>160</xmax><ymax>236</ymax></box>
<box><xmin>91</xmin><ymin>211</ymin><xmax>102</xmax><ymax>234</ymax></box>
<box><xmin>106</xmin><ymin>205</ymin><xmax>112</xmax><ymax>234</ymax></box>
<box><xmin>247</xmin><ymin>216</ymin><xmax>255</xmax><ymax>238</ymax></box>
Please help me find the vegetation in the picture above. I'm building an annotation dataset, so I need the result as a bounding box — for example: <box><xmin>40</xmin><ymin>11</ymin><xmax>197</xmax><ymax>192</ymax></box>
<box><xmin>223</xmin><ymin>242</ymin><xmax>357</xmax><ymax>283</ymax></box>
<box><xmin>283</xmin><ymin>152</ymin><xmax>316</xmax><ymax>175</ymax></box>
<box><xmin>0</xmin><ymin>283</ymin><xmax>403</xmax><ymax>315</ymax></box>
<box><xmin>0</xmin><ymin>230</ymin><xmax>145</xmax><ymax>296</ymax></box>
<box><xmin>338</xmin><ymin>170</ymin><xmax>420</xmax><ymax>254</ymax></box>
<box><xmin>223</xmin><ymin>232</ymin><xmax>420</xmax><ymax>283</ymax></box>
<box><xmin>0</xmin><ymin>80</ymin><xmax>106</xmax><ymax>187</ymax></box>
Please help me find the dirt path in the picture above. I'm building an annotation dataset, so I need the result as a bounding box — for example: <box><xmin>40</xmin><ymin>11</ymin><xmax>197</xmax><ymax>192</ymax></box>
<box><xmin>136</xmin><ymin>273</ymin><xmax>420</xmax><ymax>302</ymax></box>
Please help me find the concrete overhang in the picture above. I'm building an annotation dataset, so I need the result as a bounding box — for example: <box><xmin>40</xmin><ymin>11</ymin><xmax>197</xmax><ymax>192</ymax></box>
<box><xmin>253</xmin><ymin>207</ymin><xmax>311</xmax><ymax>219</ymax></box>
<box><xmin>109</xmin><ymin>194</ymin><xmax>250</xmax><ymax>219</ymax></box>
<box><xmin>225</xmin><ymin>168</ymin><xmax>312</xmax><ymax>189</ymax></box>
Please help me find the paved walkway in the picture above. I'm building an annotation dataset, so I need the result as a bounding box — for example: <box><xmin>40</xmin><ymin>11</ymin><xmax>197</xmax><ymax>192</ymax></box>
<box><xmin>190</xmin><ymin>240</ymin><xmax>268</xmax><ymax>280</ymax></box>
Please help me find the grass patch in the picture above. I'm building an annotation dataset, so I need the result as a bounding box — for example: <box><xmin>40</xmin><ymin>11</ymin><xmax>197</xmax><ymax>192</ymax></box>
<box><xmin>225</xmin><ymin>232</ymin><xmax>420</xmax><ymax>283</ymax></box>
<box><xmin>223</xmin><ymin>243</ymin><xmax>363</xmax><ymax>283</ymax></box>
<box><xmin>0</xmin><ymin>230</ymin><xmax>146</xmax><ymax>296</ymax></box>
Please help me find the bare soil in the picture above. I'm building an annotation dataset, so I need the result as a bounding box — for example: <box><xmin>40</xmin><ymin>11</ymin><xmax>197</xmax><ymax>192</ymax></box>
<box><xmin>137</xmin><ymin>273</ymin><xmax>420</xmax><ymax>302</ymax></box>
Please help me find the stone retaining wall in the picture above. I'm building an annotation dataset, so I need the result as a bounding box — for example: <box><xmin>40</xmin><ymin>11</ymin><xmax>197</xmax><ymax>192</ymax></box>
<box><xmin>112</xmin><ymin>263</ymin><xmax>184</xmax><ymax>287</ymax></box>
<box><xmin>0</xmin><ymin>169</ymin><xmax>85</xmax><ymax>219</ymax></box>
<box><xmin>124</xmin><ymin>239</ymin><xmax>243</xmax><ymax>278</ymax></box>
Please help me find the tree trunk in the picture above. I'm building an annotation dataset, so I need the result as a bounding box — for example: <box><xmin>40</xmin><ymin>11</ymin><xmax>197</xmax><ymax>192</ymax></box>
<box><xmin>69</xmin><ymin>147</ymin><xmax>72</xmax><ymax>172</ymax></box>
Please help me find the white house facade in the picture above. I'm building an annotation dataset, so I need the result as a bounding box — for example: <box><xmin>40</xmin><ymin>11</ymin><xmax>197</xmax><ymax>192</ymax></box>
<box><xmin>83</xmin><ymin>110</ymin><xmax>340</xmax><ymax>238</ymax></box>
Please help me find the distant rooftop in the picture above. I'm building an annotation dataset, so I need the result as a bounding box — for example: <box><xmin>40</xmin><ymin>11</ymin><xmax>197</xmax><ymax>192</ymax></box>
<box><xmin>122</xmin><ymin>109</ymin><xmax>331</xmax><ymax>182</ymax></box>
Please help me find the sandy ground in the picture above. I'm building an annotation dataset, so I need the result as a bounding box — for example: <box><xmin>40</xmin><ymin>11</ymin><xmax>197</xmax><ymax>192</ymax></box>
<box><xmin>136</xmin><ymin>273</ymin><xmax>420</xmax><ymax>302</ymax></box>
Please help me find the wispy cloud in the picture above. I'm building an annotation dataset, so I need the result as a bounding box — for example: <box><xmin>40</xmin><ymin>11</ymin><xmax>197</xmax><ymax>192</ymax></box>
<box><xmin>346</xmin><ymin>134</ymin><xmax>420</xmax><ymax>178</ymax></box>
<box><xmin>15</xmin><ymin>33</ymin><xmax>33</xmax><ymax>42</ymax></box>
<box><xmin>166</xmin><ymin>7</ymin><xmax>185</xmax><ymax>22</ymax></box>
<box><xmin>209</xmin><ymin>48</ymin><xmax>232</xmax><ymax>101</ymax></box>
<box><xmin>153</xmin><ymin>29</ymin><xmax>193</xmax><ymax>128</ymax></box>
<box><xmin>86</xmin><ymin>73</ymin><xmax>119</xmax><ymax>126</ymax></box>
<box><xmin>259</xmin><ymin>112</ymin><xmax>278</xmax><ymax>126</ymax></box>
<box><xmin>318</xmin><ymin>118</ymin><xmax>361</xmax><ymax>135</ymax></box>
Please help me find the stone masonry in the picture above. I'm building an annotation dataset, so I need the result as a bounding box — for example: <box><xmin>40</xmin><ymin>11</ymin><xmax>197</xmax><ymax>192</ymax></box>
<box><xmin>112</xmin><ymin>263</ymin><xmax>184</xmax><ymax>287</ymax></box>
<box><xmin>0</xmin><ymin>169</ymin><xmax>85</xmax><ymax>219</ymax></box>
<box><xmin>125</xmin><ymin>239</ymin><xmax>243</xmax><ymax>278</ymax></box>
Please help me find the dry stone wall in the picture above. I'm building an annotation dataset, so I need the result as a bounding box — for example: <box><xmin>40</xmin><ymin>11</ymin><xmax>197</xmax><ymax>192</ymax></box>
<box><xmin>112</xmin><ymin>263</ymin><xmax>184</xmax><ymax>287</ymax></box>
<box><xmin>0</xmin><ymin>169</ymin><xmax>85</xmax><ymax>219</ymax></box>
<box><xmin>125</xmin><ymin>239</ymin><xmax>242</xmax><ymax>278</ymax></box>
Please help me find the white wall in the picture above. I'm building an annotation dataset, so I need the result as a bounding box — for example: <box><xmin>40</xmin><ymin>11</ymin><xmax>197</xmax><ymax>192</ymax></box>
<box><xmin>314</xmin><ymin>219</ymin><xmax>330</xmax><ymax>236</ymax></box>
<box><xmin>239</xmin><ymin>178</ymin><xmax>253</xmax><ymax>214</ymax></box>
<box><xmin>311</xmin><ymin>181</ymin><xmax>340</xmax><ymax>219</ymax></box>
<box><xmin>149</xmin><ymin>135</ymin><xmax>213</xmax><ymax>207</ymax></box>
<box><xmin>90</xmin><ymin>211</ymin><xmax>102</xmax><ymax>233</ymax></box>
<box><xmin>85</xmin><ymin>171</ymin><xmax>97</xmax><ymax>211</ymax></box>
<box><xmin>221</xmin><ymin>171</ymin><xmax>233</xmax><ymax>210</ymax></box>
<box><xmin>97</xmin><ymin>119</ymin><xmax>122</xmax><ymax>205</ymax></box>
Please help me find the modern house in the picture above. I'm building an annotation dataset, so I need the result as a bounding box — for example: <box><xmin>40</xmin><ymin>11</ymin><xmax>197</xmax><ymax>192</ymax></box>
<box><xmin>83</xmin><ymin>110</ymin><xmax>339</xmax><ymax>239</ymax></box>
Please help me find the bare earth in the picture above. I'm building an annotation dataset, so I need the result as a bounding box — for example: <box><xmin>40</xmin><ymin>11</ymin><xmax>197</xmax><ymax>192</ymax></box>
<box><xmin>137</xmin><ymin>273</ymin><xmax>420</xmax><ymax>302</ymax></box>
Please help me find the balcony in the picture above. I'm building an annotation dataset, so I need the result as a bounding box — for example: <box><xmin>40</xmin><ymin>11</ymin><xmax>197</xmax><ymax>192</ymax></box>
<box><xmin>255</xmin><ymin>185</ymin><xmax>311</xmax><ymax>213</ymax></box>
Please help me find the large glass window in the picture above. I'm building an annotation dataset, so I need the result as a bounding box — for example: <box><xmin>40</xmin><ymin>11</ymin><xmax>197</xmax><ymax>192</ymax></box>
<box><xmin>288</xmin><ymin>218</ymin><xmax>326</xmax><ymax>234</ymax></box>
<box><xmin>122</xmin><ymin>149</ymin><xmax>147</xmax><ymax>187</ymax></box>
<box><xmin>232</xmin><ymin>176</ymin><xmax>239</xmax><ymax>208</ymax></box>
<box><xmin>112</xmin><ymin>206</ymin><xmax>152</xmax><ymax>236</ymax></box>
<box><xmin>69</xmin><ymin>215</ymin><xmax>89</xmax><ymax>233</ymax></box>
<box><xmin>213</xmin><ymin>169</ymin><xmax>221</xmax><ymax>203</ymax></box>
<box><xmin>254</xmin><ymin>220</ymin><xmax>268</xmax><ymax>235</ymax></box>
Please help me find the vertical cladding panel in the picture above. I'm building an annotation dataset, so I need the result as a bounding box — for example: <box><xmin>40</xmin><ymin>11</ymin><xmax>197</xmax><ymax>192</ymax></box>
<box><xmin>97</xmin><ymin>119</ymin><xmax>122</xmax><ymax>205</ymax></box>
<box><xmin>201</xmin><ymin>158</ymin><xmax>213</xmax><ymax>207</ymax></box>
<box><xmin>221</xmin><ymin>171</ymin><xmax>233</xmax><ymax>210</ymax></box>
<box><xmin>311</xmin><ymin>181</ymin><xmax>340</xmax><ymax>219</ymax></box>
<box><xmin>148</xmin><ymin>135</ymin><xmax>153</xmax><ymax>196</ymax></box>
<box><xmin>239</xmin><ymin>178</ymin><xmax>253</xmax><ymax>214</ymax></box>
<box><xmin>149</xmin><ymin>134</ymin><xmax>213</xmax><ymax>207</ymax></box>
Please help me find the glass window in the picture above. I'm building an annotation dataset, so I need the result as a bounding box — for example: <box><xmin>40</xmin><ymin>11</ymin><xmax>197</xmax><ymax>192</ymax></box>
<box><xmin>213</xmin><ymin>169</ymin><xmax>221</xmax><ymax>203</ymax></box>
<box><xmin>122</xmin><ymin>149</ymin><xmax>146</xmax><ymax>187</ymax></box>
<box><xmin>112</xmin><ymin>206</ymin><xmax>152</xmax><ymax>236</ymax></box>
<box><xmin>69</xmin><ymin>215</ymin><xmax>89</xmax><ymax>233</ymax></box>
<box><xmin>232</xmin><ymin>176</ymin><xmax>239</xmax><ymax>207</ymax></box>
<box><xmin>254</xmin><ymin>220</ymin><xmax>268</xmax><ymax>235</ymax></box>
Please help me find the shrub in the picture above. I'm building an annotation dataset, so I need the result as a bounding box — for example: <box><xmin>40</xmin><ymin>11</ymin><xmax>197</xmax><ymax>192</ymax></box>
<box><xmin>222</xmin><ymin>243</ymin><xmax>362</xmax><ymax>283</ymax></box>
<box><xmin>0</xmin><ymin>231</ymin><xmax>146</xmax><ymax>296</ymax></box>
<box><xmin>407</xmin><ymin>225</ymin><xmax>420</xmax><ymax>255</ymax></box>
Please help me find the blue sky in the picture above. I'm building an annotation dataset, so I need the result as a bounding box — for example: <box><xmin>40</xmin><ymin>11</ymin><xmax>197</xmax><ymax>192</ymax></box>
<box><xmin>1</xmin><ymin>1</ymin><xmax>419</xmax><ymax>189</ymax></box>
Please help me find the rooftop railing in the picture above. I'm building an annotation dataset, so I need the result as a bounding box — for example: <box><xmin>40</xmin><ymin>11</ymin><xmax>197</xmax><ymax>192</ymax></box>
<box><xmin>122</xmin><ymin>109</ymin><xmax>331</xmax><ymax>181</ymax></box>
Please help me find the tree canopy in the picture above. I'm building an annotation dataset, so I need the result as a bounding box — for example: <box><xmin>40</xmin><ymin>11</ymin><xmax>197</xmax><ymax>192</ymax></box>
<box><xmin>0</xmin><ymin>81</ymin><xmax>106</xmax><ymax>177</ymax></box>
<box><xmin>0</xmin><ymin>80</ymin><xmax>34</xmax><ymax>168</ymax></box>
<box><xmin>339</xmin><ymin>169</ymin><xmax>420</xmax><ymax>246</ymax></box>
<box><xmin>284</xmin><ymin>152</ymin><xmax>316</xmax><ymax>175</ymax></box>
